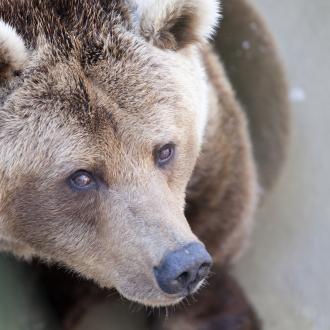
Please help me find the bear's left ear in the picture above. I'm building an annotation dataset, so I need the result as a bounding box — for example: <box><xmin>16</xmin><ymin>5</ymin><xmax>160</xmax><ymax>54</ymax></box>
<box><xmin>0</xmin><ymin>20</ymin><xmax>28</xmax><ymax>79</ymax></box>
<box><xmin>132</xmin><ymin>0</ymin><xmax>220</xmax><ymax>50</ymax></box>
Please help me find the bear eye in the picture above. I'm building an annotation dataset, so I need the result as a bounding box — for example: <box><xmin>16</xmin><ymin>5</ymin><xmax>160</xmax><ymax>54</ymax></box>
<box><xmin>68</xmin><ymin>170</ymin><xmax>97</xmax><ymax>191</ymax></box>
<box><xmin>155</xmin><ymin>143</ymin><xmax>176</xmax><ymax>167</ymax></box>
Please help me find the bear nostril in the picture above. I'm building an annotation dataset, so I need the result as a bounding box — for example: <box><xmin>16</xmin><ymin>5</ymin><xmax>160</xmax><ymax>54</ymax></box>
<box><xmin>176</xmin><ymin>271</ymin><xmax>190</xmax><ymax>286</ymax></box>
<box><xmin>154</xmin><ymin>243</ymin><xmax>213</xmax><ymax>296</ymax></box>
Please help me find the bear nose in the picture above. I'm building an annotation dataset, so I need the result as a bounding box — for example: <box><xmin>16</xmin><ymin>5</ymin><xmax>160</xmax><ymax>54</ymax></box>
<box><xmin>154</xmin><ymin>243</ymin><xmax>212</xmax><ymax>295</ymax></box>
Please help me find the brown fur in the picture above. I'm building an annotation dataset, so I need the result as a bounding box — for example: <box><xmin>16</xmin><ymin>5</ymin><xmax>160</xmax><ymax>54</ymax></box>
<box><xmin>186</xmin><ymin>46</ymin><xmax>258</xmax><ymax>264</ymax></box>
<box><xmin>155</xmin><ymin>267</ymin><xmax>261</xmax><ymax>330</ymax></box>
<box><xmin>0</xmin><ymin>0</ymin><xmax>289</xmax><ymax>328</ymax></box>
<box><xmin>140</xmin><ymin>4</ymin><xmax>200</xmax><ymax>50</ymax></box>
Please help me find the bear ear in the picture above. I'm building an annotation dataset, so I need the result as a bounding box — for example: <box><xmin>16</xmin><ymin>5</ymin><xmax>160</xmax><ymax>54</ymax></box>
<box><xmin>132</xmin><ymin>0</ymin><xmax>220</xmax><ymax>50</ymax></box>
<box><xmin>0</xmin><ymin>20</ymin><xmax>28</xmax><ymax>79</ymax></box>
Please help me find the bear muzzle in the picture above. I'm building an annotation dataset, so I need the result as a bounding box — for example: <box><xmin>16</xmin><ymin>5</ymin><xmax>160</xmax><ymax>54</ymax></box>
<box><xmin>154</xmin><ymin>243</ymin><xmax>213</xmax><ymax>296</ymax></box>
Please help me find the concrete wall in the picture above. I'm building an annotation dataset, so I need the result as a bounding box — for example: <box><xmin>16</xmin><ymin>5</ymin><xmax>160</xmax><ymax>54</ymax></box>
<box><xmin>234</xmin><ymin>1</ymin><xmax>330</xmax><ymax>329</ymax></box>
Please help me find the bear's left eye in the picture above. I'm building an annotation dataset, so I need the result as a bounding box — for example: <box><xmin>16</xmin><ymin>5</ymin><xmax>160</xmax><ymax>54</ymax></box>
<box><xmin>155</xmin><ymin>143</ymin><xmax>176</xmax><ymax>167</ymax></box>
<box><xmin>68</xmin><ymin>170</ymin><xmax>97</xmax><ymax>191</ymax></box>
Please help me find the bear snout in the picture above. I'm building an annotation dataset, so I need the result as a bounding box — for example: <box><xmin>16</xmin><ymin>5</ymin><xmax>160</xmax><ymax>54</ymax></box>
<box><xmin>154</xmin><ymin>243</ymin><xmax>212</xmax><ymax>296</ymax></box>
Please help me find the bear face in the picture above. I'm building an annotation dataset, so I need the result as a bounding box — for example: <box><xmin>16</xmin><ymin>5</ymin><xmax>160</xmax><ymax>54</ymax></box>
<box><xmin>0</xmin><ymin>0</ymin><xmax>219</xmax><ymax>306</ymax></box>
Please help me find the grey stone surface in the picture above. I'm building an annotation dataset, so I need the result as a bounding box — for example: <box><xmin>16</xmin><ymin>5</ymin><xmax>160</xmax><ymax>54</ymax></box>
<box><xmin>234</xmin><ymin>0</ymin><xmax>330</xmax><ymax>329</ymax></box>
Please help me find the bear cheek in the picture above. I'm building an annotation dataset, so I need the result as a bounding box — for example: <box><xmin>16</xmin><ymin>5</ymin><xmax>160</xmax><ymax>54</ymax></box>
<box><xmin>5</xmin><ymin>177</ymin><xmax>102</xmax><ymax>259</ymax></box>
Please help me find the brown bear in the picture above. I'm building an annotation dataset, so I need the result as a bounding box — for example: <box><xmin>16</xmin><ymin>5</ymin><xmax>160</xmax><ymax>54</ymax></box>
<box><xmin>0</xmin><ymin>0</ymin><xmax>289</xmax><ymax>329</ymax></box>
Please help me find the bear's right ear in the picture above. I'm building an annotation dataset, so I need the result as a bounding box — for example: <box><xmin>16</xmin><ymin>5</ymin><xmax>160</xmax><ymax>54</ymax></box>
<box><xmin>131</xmin><ymin>0</ymin><xmax>220</xmax><ymax>50</ymax></box>
<box><xmin>0</xmin><ymin>20</ymin><xmax>28</xmax><ymax>79</ymax></box>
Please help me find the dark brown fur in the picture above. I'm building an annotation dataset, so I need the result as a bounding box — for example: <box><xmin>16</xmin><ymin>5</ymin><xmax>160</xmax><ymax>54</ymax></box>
<box><xmin>154</xmin><ymin>267</ymin><xmax>261</xmax><ymax>330</ymax></box>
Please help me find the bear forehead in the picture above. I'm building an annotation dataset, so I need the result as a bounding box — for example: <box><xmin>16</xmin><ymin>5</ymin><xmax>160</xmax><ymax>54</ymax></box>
<box><xmin>0</xmin><ymin>0</ymin><xmax>132</xmax><ymax>48</ymax></box>
<box><xmin>11</xmin><ymin>50</ymin><xmax>181</xmax><ymax>138</ymax></box>
<box><xmin>0</xmin><ymin>0</ymin><xmax>199</xmax><ymax>159</ymax></box>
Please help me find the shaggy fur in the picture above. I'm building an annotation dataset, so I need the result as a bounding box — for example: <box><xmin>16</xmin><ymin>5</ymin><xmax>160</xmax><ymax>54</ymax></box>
<box><xmin>0</xmin><ymin>0</ymin><xmax>289</xmax><ymax>328</ymax></box>
<box><xmin>132</xmin><ymin>0</ymin><xmax>220</xmax><ymax>50</ymax></box>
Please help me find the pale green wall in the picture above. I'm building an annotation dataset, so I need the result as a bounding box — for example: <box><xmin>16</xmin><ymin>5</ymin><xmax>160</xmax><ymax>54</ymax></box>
<box><xmin>0</xmin><ymin>255</ymin><xmax>58</xmax><ymax>330</ymax></box>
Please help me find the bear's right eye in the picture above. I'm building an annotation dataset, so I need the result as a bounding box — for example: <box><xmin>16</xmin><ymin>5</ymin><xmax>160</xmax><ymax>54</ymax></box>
<box><xmin>155</xmin><ymin>143</ymin><xmax>176</xmax><ymax>168</ymax></box>
<box><xmin>68</xmin><ymin>170</ymin><xmax>97</xmax><ymax>191</ymax></box>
